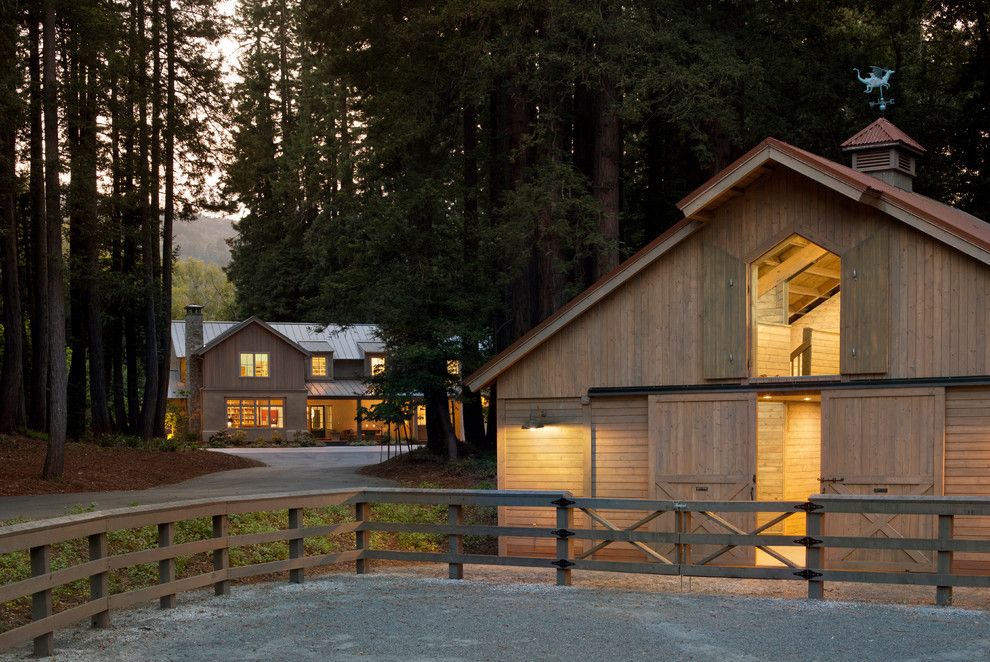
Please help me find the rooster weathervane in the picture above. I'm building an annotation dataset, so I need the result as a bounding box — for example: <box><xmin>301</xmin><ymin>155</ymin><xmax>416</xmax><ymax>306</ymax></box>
<box><xmin>853</xmin><ymin>66</ymin><xmax>895</xmax><ymax>113</ymax></box>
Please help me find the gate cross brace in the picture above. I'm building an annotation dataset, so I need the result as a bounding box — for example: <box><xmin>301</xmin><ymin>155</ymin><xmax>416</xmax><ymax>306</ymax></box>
<box><xmin>693</xmin><ymin>510</ymin><xmax>800</xmax><ymax>568</ymax></box>
<box><xmin>576</xmin><ymin>509</ymin><xmax>673</xmax><ymax>564</ymax></box>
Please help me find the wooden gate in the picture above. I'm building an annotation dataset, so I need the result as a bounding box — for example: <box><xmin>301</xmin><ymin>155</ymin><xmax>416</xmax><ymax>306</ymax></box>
<box><xmin>820</xmin><ymin>388</ymin><xmax>944</xmax><ymax>571</ymax></box>
<box><xmin>649</xmin><ymin>393</ymin><xmax>756</xmax><ymax>564</ymax></box>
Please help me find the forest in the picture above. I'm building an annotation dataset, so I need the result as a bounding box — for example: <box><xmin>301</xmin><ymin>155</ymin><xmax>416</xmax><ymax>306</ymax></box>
<box><xmin>0</xmin><ymin>1</ymin><xmax>988</xmax><ymax>472</ymax></box>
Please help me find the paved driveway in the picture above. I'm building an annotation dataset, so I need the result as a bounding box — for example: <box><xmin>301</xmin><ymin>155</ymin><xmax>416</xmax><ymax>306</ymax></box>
<box><xmin>0</xmin><ymin>446</ymin><xmax>400</xmax><ymax>521</ymax></box>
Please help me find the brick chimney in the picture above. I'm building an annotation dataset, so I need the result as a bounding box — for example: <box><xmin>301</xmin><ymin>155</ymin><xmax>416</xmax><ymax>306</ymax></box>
<box><xmin>184</xmin><ymin>304</ymin><xmax>204</xmax><ymax>439</ymax></box>
<box><xmin>841</xmin><ymin>117</ymin><xmax>925</xmax><ymax>192</ymax></box>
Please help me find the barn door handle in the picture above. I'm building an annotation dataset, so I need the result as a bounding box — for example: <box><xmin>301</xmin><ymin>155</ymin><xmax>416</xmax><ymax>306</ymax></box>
<box><xmin>819</xmin><ymin>477</ymin><xmax>845</xmax><ymax>483</ymax></box>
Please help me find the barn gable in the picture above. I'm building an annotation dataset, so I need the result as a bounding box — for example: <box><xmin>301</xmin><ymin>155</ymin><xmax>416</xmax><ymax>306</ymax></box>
<box><xmin>466</xmin><ymin>138</ymin><xmax>990</xmax><ymax>395</ymax></box>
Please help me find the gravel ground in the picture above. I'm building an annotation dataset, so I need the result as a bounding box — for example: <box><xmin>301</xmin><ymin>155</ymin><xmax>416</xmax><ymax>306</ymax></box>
<box><xmin>4</xmin><ymin>569</ymin><xmax>990</xmax><ymax>661</ymax></box>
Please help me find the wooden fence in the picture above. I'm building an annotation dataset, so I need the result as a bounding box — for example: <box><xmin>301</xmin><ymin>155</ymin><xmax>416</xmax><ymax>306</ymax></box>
<box><xmin>2</xmin><ymin>488</ymin><xmax>990</xmax><ymax>656</ymax></box>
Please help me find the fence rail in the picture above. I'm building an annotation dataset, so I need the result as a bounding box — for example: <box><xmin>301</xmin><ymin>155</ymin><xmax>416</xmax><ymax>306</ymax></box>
<box><xmin>2</xmin><ymin>488</ymin><xmax>990</xmax><ymax>656</ymax></box>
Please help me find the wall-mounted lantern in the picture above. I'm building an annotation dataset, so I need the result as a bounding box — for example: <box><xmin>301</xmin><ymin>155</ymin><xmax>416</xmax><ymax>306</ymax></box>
<box><xmin>521</xmin><ymin>410</ymin><xmax>546</xmax><ymax>430</ymax></box>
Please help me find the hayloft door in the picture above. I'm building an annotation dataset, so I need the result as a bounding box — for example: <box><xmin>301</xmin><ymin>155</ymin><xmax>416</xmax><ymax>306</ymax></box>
<box><xmin>649</xmin><ymin>393</ymin><xmax>757</xmax><ymax>564</ymax></box>
<box><xmin>820</xmin><ymin>388</ymin><xmax>943</xmax><ymax>571</ymax></box>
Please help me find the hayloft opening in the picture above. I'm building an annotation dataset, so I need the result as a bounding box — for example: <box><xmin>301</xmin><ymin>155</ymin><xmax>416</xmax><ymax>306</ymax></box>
<box><xmin>751</xmin><ymin>235</ymin><xmax>841</xmax><ymax>377</ymax></box>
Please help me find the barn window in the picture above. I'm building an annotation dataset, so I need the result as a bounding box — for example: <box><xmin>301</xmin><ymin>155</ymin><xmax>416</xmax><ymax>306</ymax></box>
<box><xmin>751</xmin><ymin>235</ymin><xmax>840</xmax><ymax>377</ymax></box>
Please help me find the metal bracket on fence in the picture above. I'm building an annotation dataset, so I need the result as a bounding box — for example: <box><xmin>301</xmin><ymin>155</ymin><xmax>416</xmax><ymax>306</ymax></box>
<box><xmin>551</xmin><ymin>529</ymin><xmax>575</xmax><ymax>539</ymax></box>
<box><xmin>793</xmin><ymin>536</ymin><xmax>823</xmax><ymax>547</ymax></box>
<box><xmin>794</xmin><ymin>569</ymin><xmax>823</xmax><ymax>580</ymax></box>
<box><xmin>551</xmin><ymin>497</ymin><xmax>575</xmax><ymax>507</ymax></box>
<box><xmin>552</xmin><ymin>559</ymin><xmax>575</xmax><ymax>569</ymax></box>
<box><xmin>795</xmin><ymin>502</ymin><xmax>824</xmax><ymax>512</ymax></box>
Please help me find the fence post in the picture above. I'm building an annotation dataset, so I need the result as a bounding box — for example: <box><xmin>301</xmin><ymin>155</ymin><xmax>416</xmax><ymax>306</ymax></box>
<box><xmin>675</xmin><ymin>510</ymin><xmax>692</xmax><ymax>565</ymax></box>
<box><xmin>212</xmin><ymin>514</ymin><xmax>230</xmax><ymax>596</ymax></box>
<box><xmin>88</xmin><ymin>532</ymin><xmax>110</xmax><ymax>628</ymax></box>
<box><xmin>448</xmin><ymin>504</ymin><xmax>464</xmax><ymax>580</ymax></box>
<box><xmin>805</xmin><ymin>509</ymin><xmax>824</xmax><ymax>600</ymax></box>
<box><xmin>288</xmin><ymin>508</ymin><xmax>305</xmax><ymax>584</ymax></box>
<box><xmin>936</xmin><ymin>513</ymin><xmax>954</xmax><ymax>606</ymax></box>
<box><xmin>158</xmin><ymin>522</ymin><xmax>177</xmax><ymax>609</ymax></box>
<box><xmin>555</xmin><ymin>499</ymin><xmax>573</xmax><ymax>586</ymax></box>
<box><xmin>30</xmin><ymin>544</ymin><xmax>53</xmax><ymax>657</ymax></box>
<box><xmin>355</xmin><ymin>502</ymin><xmax>369</xmax><ymax>574</ymax></box>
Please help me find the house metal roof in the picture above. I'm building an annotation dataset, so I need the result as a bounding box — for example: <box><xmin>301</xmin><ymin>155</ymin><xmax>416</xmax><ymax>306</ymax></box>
<box><xmin>306</xmin><ymin>380</ymin><xmax>374</xmax><ymax>398</ymax></box>
<box><xmin>171</xmin><ymin>321</ymin><xmax>381</xmax><ymax>359</ymax></box>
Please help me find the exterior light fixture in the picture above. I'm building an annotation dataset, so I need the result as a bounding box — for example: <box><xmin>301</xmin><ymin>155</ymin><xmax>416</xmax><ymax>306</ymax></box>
<box><xmin>803</xmin><ymin>396</ymin><xmax>812</xmax><ymax>401</ymax></box>
<box><xmin>762</xmin><ymin>394</ymin><xmax>772</xmax><ymax>400</ymax></box>
<box><xmin>227</xmin><ymin>417</ymin><xmax>234</xmax><ymax>428</ymax></box>
<box><xmin>521</xmin><ymin>410</ymin><xmax>546</xmax><ymax>430</ymax></box>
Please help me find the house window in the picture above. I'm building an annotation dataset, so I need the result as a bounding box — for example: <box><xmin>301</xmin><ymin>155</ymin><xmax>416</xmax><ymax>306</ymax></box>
<box><xmin>312</xmin><ymin>355</ymin><xmax>328</xmax><ymax>377</ymax></box>
<box><xmin>240</xmin><ymin>353</ymin><xmax>269</xmax><ymax>378</ymax></box>
<box><xmin>416</xmin><ymin>405</ymin><xmax>426</xmax><ymax>426</ymax></box>
<box><xmin>226</xmin><ymin>398</ymin><xmax>284</xmax><ymax>428</ymax></box>
<box><xmin>370</xmin><ymin>356</ymin><xmax>385</xmax><ymax>376</ymax></box>
<box><xmin>447</xmin><ymin>360</ymin><xmax>461</xmax><ymax>377</ymax></box>
<box><xmin>179</xmin><ymin>358</ymin><xmax>187</xmax><ymax>383</ymax></box>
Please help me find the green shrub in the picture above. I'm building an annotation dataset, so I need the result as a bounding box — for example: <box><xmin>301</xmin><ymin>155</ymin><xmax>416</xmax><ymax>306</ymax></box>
<box><xmin>292</xmin><ymin>430</ymin><xmax>320</xmax><ymax>447</ymax></box>
<box><xmin>207</xmin><ymin>430</ymin><xmax>232</xmax><ymax>448</ymax></box>
<box><xmin>268</xmin><ymin>431</ymin><xmax>284</xmax><ymax>445</ymax></box>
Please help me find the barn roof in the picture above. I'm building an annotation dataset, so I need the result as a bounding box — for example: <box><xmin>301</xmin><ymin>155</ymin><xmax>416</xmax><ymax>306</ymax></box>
<box><xmin>839</xmin><ymin>117</ymin><xmax>926</xmax><ymax>154</ymax></box>
<box><xmin>464</xmin><ymin>135</ymin><xmax>990</xmax><ymax>392</ymax></box>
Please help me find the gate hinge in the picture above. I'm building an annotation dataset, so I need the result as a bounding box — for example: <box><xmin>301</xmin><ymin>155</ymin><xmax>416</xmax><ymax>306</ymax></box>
<box><xmin>795</xmin><ymin>502</ymin><xmax>824</xmax><ymax>512</ymax></box>
<box><xmin>793</xmin><ymin>536</ymin><xmax>823</xmax><ymax>547</ymax></box>
<box><xmin>552</xmin><ymin>559</ymin><xmax>575</xmax><ymax>569</ymax></box>
<box><xmin>551</xmin><ymin>497</ymin><xmax>575</xmax><ymax>507</ymax></box>
<box><xmin>551</xmin><ymin>529</ymin><xmax>575</xmax><ymax>539</ymax></box>
<box><xmin>794</xmin><ymin>569</ymin><xmax>823</xmax><ymax>580</ymax></box>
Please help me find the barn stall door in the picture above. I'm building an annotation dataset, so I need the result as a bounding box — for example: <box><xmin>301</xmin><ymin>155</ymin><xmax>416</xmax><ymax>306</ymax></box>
<box><xmin>702</xmin><ymin>244</ymin><xmax>748</xmax><ymax>379</ymax></box>
<box><xmin>820</xmin><ymin>388</ymin><xmax>944</xmax><ymax>571</ymax></box>
<box><xmin>840</xmin><ymin>231</ymin><xmax>890</xmax><ymax>375</ymax></box>
<box><xmin>649</xmin><ymin>393</ymin><xmax>756</xmax><ymax>564</ymax></box>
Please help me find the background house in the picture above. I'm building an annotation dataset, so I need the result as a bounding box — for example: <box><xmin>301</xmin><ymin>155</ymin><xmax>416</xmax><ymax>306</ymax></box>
<box><xmin>169</xmin><ymin>308</ymin><xmax>462</xmax><ymax>443</ymax></box>
<box><xmin>466</xmin><ymin>119</ymin><xmax>990</xmax><ymax>572</ymax></box>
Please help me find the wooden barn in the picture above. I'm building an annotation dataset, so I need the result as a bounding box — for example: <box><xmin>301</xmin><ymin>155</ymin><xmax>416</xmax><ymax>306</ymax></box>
<box><xmin>465</xmin><ymin>119</ymin><xmax>990</xmax><ymax>572</ymax></box>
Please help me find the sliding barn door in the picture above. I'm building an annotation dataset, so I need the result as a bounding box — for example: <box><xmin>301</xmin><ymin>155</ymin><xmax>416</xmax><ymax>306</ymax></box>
<box><xmin>820</xmin><ymin>388</ymin><xmax>943</xmax><ymax>571</ymax></box>
<box><xmin>650</xmin><ymin>393</ymin><xmax>756</xmax><ymax>564</ymax></box>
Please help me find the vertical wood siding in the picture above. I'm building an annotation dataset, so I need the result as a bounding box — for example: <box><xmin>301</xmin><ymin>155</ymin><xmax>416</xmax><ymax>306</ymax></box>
<box><xmin>944</xmin><ymin>387</ymin><xmax>990</xmax><ymax>573</ymax></box>
<box><xmin>202</xmin><ymin>323</ymin><xmax>307</xmax><ymax>391</ymax></box>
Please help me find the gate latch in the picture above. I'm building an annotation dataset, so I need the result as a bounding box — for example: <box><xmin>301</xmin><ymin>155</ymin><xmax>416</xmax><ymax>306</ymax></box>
<box><xmin>795</xmin><ymin>502</ymin><xmax>824</xmax><ymax>512</ymax></box>
<box><xmin>793</xmin><ymin>536</ymin><xmax>823</xmax><ymax>547</ymax></box>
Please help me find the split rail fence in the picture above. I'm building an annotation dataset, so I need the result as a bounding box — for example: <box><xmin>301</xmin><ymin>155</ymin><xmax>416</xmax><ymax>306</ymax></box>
<box><xmin>2</xmin><ymin>488</ymin><xmax>989</xmax><ymax>656</ymax></box>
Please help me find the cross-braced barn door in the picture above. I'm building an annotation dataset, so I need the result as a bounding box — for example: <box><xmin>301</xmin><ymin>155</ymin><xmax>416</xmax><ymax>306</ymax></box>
<box><xmin>820</xmin><ymin>388</ymin><xmax>944</xmax><ymax>572</ymax></box>
<box><xmin>649</xmin><ymin>393</ymin><xmax>756</xmax><ymax>565</ymax></box>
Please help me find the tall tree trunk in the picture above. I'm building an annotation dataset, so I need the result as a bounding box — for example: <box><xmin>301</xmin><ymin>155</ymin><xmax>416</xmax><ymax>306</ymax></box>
<box><xmin>42</xmin><ymin>0</ymin><xmax>68</xmax><ymax>479</ymax></box>
<box><xmin>139</xmin><ymin>0</ymin><xmax>160</xmax><ymax>439</ymax></box>
<box><xmin>27</xmin><ymin>5</ymin><xmax>49</xmax><ymax>433</ymax></box>
<box><xmin>425</xmin><ymin>387</ymin><xmax>458</xmax><ymax>460</ymax></box>
<box><xmin>153</xmin><ymin>0</ymin><xmax>176</xmax><ymax>436</ymax></box>
<box><xmin>592</xmin><ymin>70</ymin><xmax>621</xmax><ymax>279</ymax></box>
<box><xmin>459</xmin><ymin>101</ymin><xmax>488</xmax><ymax>448</ymax></box>
<box><xmin>67</xmin><ymin>34</ymin><xmax>89</xmax><ymax>439</ymax></box>
<box><xmin>0</xmin><ymin>0</ymin><xmax>25</xmax><ymax>434</ymax></box>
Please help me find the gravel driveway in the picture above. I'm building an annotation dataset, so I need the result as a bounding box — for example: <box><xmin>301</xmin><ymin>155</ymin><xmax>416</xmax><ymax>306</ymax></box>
<box><xmin>8</xmin><ymin>572</ymin><xmax>990</xmax><ymax>661</ymax></box>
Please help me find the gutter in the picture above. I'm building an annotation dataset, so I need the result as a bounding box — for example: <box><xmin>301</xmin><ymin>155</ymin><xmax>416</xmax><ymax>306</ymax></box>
<box><xmin>587</xmin><ymin>375</ymin><xmax>990</xmax><ymax>397</ymax></box>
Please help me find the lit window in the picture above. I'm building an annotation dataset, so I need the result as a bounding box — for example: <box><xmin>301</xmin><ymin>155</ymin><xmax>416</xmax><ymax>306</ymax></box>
<box><xmin>312</xmin><ymin>355</ymin><xmax>328</xmax><ymax>377</ymax></box>
<box><xmin>240</xmin><ymin>353</ymin><xmax>270</xmax><ymax>378</ymax></box>
<box><xmin>416</xmin><ymin>405</ymin><xmax>426</xmax><ymax>426</ymax></box>
<box><xmin>447</xmin><ymin>360</ymin><xmax>461</xmax><ymax>376</ymax></box>
<box><xmin>225</xmin><ymin>398</ymin><xmax>284</xmax><ymax>428</ymax></box>
<box><xmin>370</xmin><ymin>356</ymin><xmax>385</xmax><ymax>376</ymax></box>
<box><xmin>179</xmin><ymin>358</ymin><xmax>187</xmax><ymax>383</ymax></box>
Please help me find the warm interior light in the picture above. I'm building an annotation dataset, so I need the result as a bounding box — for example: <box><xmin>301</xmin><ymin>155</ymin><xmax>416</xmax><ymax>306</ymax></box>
<box><xmin>762</xmin><ymin>394</ymin><xmax>772</xmax><ymax>400</ymax></box>
<box><xmin>803</xmin><ymin>396</ymin><xmax>812</xmax><ymax>401</ymax></box>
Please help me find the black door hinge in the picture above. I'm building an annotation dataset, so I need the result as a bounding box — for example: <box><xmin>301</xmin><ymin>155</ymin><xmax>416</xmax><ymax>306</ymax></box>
<box><xmin>552</xmin><ymin>559</ymin><xmax>575</xmax><ymax>569</ymax></box>
<box><xmin>794</xmin><ymin>569</ymin><xmax>823</xmax><ymax>580</ymax></box>
<box><xmin>551</xmin><ymin>529</ymin><xmax>575</xmax><ymax>539</ymax></box>
<box><xmin>793</xmin><ymin>536</ymin><xmax>823</xmax><ymax>547</ymax></box>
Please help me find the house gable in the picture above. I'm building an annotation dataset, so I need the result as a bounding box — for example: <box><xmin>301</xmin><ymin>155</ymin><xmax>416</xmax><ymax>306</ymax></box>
<box><xmin>198</xmin><ymin>318</ymin><xmax>309</xmax><ymax>391</ymax></box>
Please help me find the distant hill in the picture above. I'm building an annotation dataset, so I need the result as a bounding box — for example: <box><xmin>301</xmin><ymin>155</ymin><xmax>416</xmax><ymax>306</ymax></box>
<box><xmin>174</xmin><ymin>214</ymin><xmax>235</xmax><ymax>266</ymax></box>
